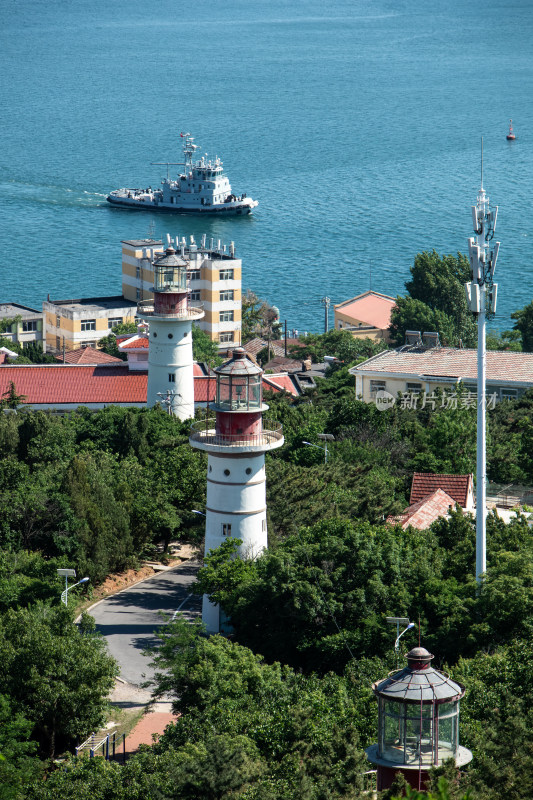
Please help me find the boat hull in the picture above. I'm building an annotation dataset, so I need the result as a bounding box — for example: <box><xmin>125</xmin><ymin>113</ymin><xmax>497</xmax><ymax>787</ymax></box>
<box><xmin>106</xmin><ymin>194</ymin><xmax>256</xmax><ymax>215</ymax></box>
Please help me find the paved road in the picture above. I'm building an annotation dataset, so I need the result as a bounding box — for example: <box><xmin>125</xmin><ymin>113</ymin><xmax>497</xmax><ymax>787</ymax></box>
<box><xmin>91</xmin><ymin>560</ymin><xmax>201</xmax><ymax>686</ymax></box>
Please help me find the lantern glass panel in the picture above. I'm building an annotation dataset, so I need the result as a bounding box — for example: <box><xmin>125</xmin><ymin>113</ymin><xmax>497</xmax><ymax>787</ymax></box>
<box><xmin>154</xmin><ymin>265</ymin><xmax>187</xmax><ymax>292</ymax></box>
<box><xmin>404</xmin><ymin>706</ymin><xmax>435</xmax><ymax>765</ymax></box>
<box><xmin>217</xmin><ymin>376</ymin><xmax>232</xmax><ymax>409</ymax></box>
<box><xmin>438</xmin><ymin>700</ymin><xmax>459</xmax><ymax>759</ymax></box>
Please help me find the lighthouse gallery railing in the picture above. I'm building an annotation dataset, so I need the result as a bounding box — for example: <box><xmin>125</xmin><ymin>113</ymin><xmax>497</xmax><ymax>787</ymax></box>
<box><xmin>189</xmin><ymin>418</ymin><xmax>283</xmax><ymax>447</ymax></box>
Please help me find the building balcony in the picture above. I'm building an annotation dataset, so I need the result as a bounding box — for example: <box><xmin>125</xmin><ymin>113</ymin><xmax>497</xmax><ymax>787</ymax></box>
<box><xmin>137</xmin><ymin>301</ymin><xmax>204</xmax><ymax>320</ymax></box>
<box><xmin>189</xmin><ymin>418</ymin><xmax>284</xmax><ymax>453</ymax></box>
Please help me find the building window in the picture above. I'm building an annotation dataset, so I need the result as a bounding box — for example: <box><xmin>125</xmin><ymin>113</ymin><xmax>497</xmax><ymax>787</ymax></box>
<box><xmin>22</xmin><ymin>320</ymin><xmax>38</xmax><ymax>332</ymax></box>
<box><xmin>219</xmin><ymin>310</ymin><xmax>234</xmax><ymax>323</ymax></box>
<box><xmin>80</xmin><ymin>341</ymin><xmax>96</xmax><ymax>348</ymax></box>
<box><xmin>219</xmin><ymin>290</ymin><xmax>234</xmax><ymax>302</ymax></box>
<box><xmin>80</xmin><ymin>319</ymin><xmax>96</xmax><ymax>332</ymax></box>
<box><xmin>190</xmin><ymin>290</ymin><xmax>201</xmax><ymax>301</ymax></box>
<box><xmin>189</xmin><ymin>270</ymin><xmax>201</xmax><ymax>281</ymax></box>
<box><xmin>169</xmin><ymin>374</ymin><xmax>175</xmax><ymax>382</ymax></box>
<box><xmin>136</xmin><ymin>288</ymin><xmax>141</xmax><ymax>300</ymax></box>
<box><xmin>109</xmin><ymin>317</ymin><xmax>123</xmax><ymax>329</ymax></box>
<box><xmin>370</xmin><ymin>380</ymin><xmax>386</xmax><ymax>395</ymax></box>
<box><xmin>406</xmin><ymin>382</ymin><xmax>423</xmax><ymax>394</ymax></box>
<box><xmin>56</xmin><ymin>315</ymin><xmax>61</xmax><ymax>328</ymax></box>
<box><xmin>219</xmin><ymin>269</ymin><xmax>234</xmax><ymax>281</ymax></box>
<box><xmin>222</xmin><ymin>523</ymin><xmax>232</xmax><ymax>537</ymax></box>
<box><xmin>500</xmin><ymin>387</ymin><xmax>518</xmax><ymax>400</ymax></box>
<box><xmin>136</xmin><ymin>265</ymin><xmax>141</xmax><ymax>278</ymax></box>
<box><xmin>219</xmin><ymin>332</ymin><xmax>234</xmax><ymax>343</ymax></box>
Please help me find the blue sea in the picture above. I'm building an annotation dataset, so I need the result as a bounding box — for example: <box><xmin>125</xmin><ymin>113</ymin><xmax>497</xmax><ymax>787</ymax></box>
<box><xmin>1</xmin><ymin>0</ymin><xmax>532</xmax><ymax>333</ymax></box>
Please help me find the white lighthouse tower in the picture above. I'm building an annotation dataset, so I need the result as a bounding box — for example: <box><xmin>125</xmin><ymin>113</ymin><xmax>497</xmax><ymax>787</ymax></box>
<box><xmin>189</xmin><ymin>347</ymin><xmax>284</xmax><ymax>633</ymax></box>
<box><xmin>139</xmin><ymin>246</ymin><xmax>204</xmax><ymax>420</ymax></box>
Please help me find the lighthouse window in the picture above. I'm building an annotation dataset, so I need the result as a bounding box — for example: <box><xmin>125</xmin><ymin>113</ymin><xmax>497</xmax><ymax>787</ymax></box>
<box><xmin>168</xmin><ymin>333</ymin><xmax>174</xmax><ymax>339</ymax></box>
<box><xmin>246</xmin><ymin>467</ymin><xmax>252</xmax><ymax>475</ymax></box>
<box><xmin>222</xmin><ymin>523</ymin><xmax>232</xmax><ymax>537</ymax></box>
<box><xmin>220</xmin><ymin>311</ymin><xmax>234</xmax><ymax>323</ymax></box>
<box><xmin>168</xmin><ymin>374</ymin><xmax>175</xmax><ymax>382</ymax></box>
<box><xmin>224</xmin><ymin>469</ymin><xmax>230</xmax><ymax>476</ymax></box>
<box><xmin>262</xmin><ymin>520</ymin><xmax>266</xmax><ymax>531</ymax></box>
<box><xmin>219</xmin><ymin>290</ymin><xmax>234</xmax><ymax>302</ymax></box>
<box><xmin>152</xmin><ymin>331</ymin><xmax>157</xmax><ymax>338</ymax></box>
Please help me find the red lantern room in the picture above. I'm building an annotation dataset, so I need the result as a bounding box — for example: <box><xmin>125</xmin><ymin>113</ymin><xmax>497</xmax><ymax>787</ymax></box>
<box><xmin>151</xmin><ymin>246</ymin><xmax>189</xmax><ymax>316</ymax></box>
<box><xmin>365</xmin><ymin>647</ymin><xmax>472</xmax><ymax>792</ymax></box>
<box><xmin>213</xmin><ymin>347</ymin><xmax>266</xmax><ymax>441</ymax></box>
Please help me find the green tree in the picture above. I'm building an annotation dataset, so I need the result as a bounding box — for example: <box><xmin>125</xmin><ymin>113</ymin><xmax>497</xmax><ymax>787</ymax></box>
<box><xmin>192</xmin><ymin>324</ymin><xmax>222</xmax><ymax>364</ymax></box>
<box><xmin>0</xmin><ymin>604</ymin><xmax>117</xmax><ymax>758</ymax></box>
<box><xmin>1</xmin><ymin>381</ymin><xmax>26</xmax><ymax>409</ymax></box>
<box><xmin>389</xmin><ymin>251</ymin><xmax>477</xmax><ymax>347</ymax></box>
<box><xmin>511</xmin><ymin>299</ymin><xmax>533</xmax><ymax>352</ymax></box>
<box><xmin>0</xmin><ymin>693</ymin><xmax>41</xmax><ymax>800</ymax></box>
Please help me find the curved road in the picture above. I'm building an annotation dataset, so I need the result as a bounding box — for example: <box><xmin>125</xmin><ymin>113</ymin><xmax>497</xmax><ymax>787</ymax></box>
<box><xmin>91</xmin><ymin>559</ymin><xmax>201</xmax><ymax>686</ymax></box>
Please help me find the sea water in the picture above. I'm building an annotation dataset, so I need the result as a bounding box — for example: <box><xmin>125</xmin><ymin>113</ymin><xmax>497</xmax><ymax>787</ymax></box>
<box><xmin>1</xmin><ymin>0</ymin><xmax>532</xmax><ymax>333</ymax></box>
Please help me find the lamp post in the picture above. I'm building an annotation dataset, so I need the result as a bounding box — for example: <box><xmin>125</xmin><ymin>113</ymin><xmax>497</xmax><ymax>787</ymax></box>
<box><xmin>57</xmin><ymin>569</ymin><xmax>89</xmax><ymax>606</ymax></box>
<box><xmin>386</xmin><ymin>616</ymin><xmax>414</xmax><ymax>667</ymax></box>
<box><xmin>465</xmin><ymin>145</ymin><xmax>500</xmax><ymax>583</ymax></box>
<box><xmin>302</xmin><ymin>433</ymin><xmax>335</xmax><ymax>464</ymax></box>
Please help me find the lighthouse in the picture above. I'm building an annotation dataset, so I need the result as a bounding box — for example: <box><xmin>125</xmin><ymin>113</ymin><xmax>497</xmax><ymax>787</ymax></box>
<box><xmin>139</xmin><ymin>246</ymin><xmax>204</xmax><ymax>420</ymax></box>
<box><xmin>365</xmin><ymin>647</ymin><xmax>472</xmax><ymax>792</ymax></box>
<box><xmin>189</xmin><ymin>347</ymin><xmax>284</xmax><ymax>633</ymax></box>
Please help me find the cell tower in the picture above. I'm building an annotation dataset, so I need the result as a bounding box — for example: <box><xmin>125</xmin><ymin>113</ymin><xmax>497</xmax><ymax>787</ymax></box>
<box><xmin>189</xmin><ymin>348</ymin><xmax>284</xmax><ymax>633</ymax></box>
<box><xmin>464</xmin><ymin>147</ymin><xmax>500</xmax><ymax>582</ymax></box>
<box><xmin>139</xmin><ymin>246</ymin><xmax>204</xmax><ymax>420</ymax></box>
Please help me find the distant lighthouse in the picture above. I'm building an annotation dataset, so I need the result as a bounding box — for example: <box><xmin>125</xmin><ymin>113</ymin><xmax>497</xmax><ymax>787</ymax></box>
<box><xmin>189</xmin><ymin>347</ymin><xmax>284</xmax><ymax>633</ymax></box>
<box><xmin>139</xmin><ymin>246</ymin><xmax>204</xmax><ymax>420</ymax></box>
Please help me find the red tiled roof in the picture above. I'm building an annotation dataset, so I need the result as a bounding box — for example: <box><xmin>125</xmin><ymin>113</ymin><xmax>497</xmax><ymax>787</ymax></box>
<box><xmin>262</xmin><ymin>374</ymin><xmax>299</xmax><ymax>397</ymax></box>
<box><xmin>387</xmin><ymin>489</ymin><xmax>456</xmax><ymax>530</ymax></box>
<box><xmin>355</xmin><ymin>348</ymin><xmax>533</xmax><ymax>384</ymax></box>
<box><xmin>55</xmin><ymin>347</ymin><xmax>123</xmax><ymax>365</ymax></box>
<box><xmin>0</xmin><ymin>364</ymin><xmax>303</xmax><ymax>407</ymax></box>
<box><xmin>119</xmin><ymin>336</ymin><xmax>149</xmax><ymax>350</ymax></box>
<box><xmin>410</xmin><ymin>473</ymin><xmax>473</xmax><ymax>507</ymax></box>
<box><xmin>335</xmin><ymin>291</ymin><xmax>396</xmax><ymax>329</ymax></box>
<box><xmin>0</xmin><ymin>365</ymin><xmax>147</xmax><ymax>404</ymax></box>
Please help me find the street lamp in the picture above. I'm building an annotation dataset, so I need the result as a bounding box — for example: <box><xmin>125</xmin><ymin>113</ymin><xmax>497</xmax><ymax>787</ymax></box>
<box><xmin>386</xmin><ymin>616</ymin><xmax>415</xmax><ymax>666</ymax></box>
<box><xmin>302</xmin><ymin>433</ymin><xmax>334</xmax><ymax>464</ymax></box>
<box><xmin>57</xmin><ymin>569</ymin><xmax>89</xmax><ymax>606</ymax></box>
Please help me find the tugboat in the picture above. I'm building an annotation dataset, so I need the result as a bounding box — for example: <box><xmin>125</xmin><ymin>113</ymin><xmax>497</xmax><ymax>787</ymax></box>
<box><xmin>107</xmin><ymin>133</ymin><xmax>258</xmax><ymax>215</ymax></box>
<box><xmin>506</xmin><ymin>119</ymin><xmax>516</xmax><ymax>140</ymax></box>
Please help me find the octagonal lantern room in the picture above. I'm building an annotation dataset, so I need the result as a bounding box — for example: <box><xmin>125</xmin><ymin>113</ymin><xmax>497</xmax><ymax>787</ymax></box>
<box><xmin>213</xmin><ymin>347</ymin><xmax>267</xmax><ymax>439</ymax></box>
<box><xmin>152</xmin><ymin>246</ymin><xmax>189</xmax><ymax>315</ymax></box>
<box><xmin>365</xmin><ymin>647</ymin><xmax>472</xmax><ymax>792</ymax></box>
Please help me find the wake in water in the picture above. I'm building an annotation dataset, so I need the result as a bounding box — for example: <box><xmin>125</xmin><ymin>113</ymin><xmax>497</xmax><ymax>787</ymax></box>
<box><xmin>2</xmin><ymin>180</ymin><xmax>107</xmax><ymax>208</ymax></box>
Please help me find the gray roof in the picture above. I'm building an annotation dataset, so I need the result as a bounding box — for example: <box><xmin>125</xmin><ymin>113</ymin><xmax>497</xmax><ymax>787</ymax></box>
<box><xmin>216</xmin><ymin>347</ymin><xmax>263</xmax><ymax>377</ymax></box>
<box><xmin>153</xmin><ymin>246</ymin><xmax>188</xmax><ymax>268</ymax></box>
<box><xmin>373</xmin><ymin>648</ymin><xmax>465</xmax><ymax>704</ymax></box>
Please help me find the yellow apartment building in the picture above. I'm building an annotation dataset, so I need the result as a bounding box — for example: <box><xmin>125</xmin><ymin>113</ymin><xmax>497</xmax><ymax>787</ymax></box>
<box><xmin>121</xmin><ymin>236</ymin><xmax>242</xmax><ymax>349</ymax></box>
<box><xmin>42</xmin><ymin>296</ymin><xmax>138</xmax><ymax>352</ymax></box>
